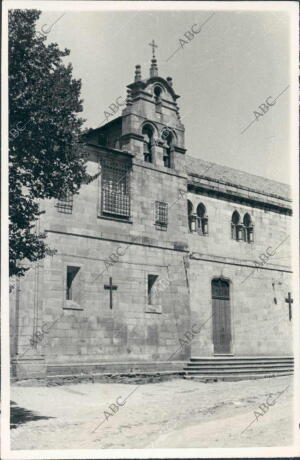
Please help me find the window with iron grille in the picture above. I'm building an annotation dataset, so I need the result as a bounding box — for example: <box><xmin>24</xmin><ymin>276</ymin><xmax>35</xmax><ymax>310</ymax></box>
<box><xmin>56</xmin><ymin>190</ymin><xmax>73</xmax><ymax>214</ymax></box>
<box><xmin>101</xmin><ymin>158</ymin><xmax>131</xmax><ymax>219</ymax></box>
<box><xmin>155</xmin><ymin>201</ymin><xmax>168</xmax><ymax>228</ymax></box>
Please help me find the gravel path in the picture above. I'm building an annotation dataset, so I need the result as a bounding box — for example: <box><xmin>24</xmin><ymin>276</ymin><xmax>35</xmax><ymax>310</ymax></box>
<box><xmin>11</xmin><ymin>375</ymin><xmax>294</xmax><ymax>450</ymax></box>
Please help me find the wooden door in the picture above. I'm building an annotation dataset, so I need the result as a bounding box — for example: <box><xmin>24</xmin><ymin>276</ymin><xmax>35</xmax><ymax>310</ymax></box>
<box><xmin>212</xmin><ymin>279</ymin><xmax>231</xmax><ymax>354</ymax></box>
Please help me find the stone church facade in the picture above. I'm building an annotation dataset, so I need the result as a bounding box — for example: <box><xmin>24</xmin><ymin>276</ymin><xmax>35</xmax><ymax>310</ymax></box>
<box><xmin>10</xmin><ymin>52</ymin><xmax>293</xmax><ymax>380</ymax></box>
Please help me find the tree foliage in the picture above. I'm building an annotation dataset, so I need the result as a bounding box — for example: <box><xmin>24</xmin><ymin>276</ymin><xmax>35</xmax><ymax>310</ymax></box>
<box><xmin>9</xmin><ymin>9</ymin><xmax>91</xmax><ymax>277</ymax></box>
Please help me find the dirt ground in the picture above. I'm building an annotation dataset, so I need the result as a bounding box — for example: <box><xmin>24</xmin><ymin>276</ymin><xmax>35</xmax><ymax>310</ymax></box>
<box><xmin>10</xmin><ymin>375</ymin><xmax>294</xmax><ymax>450</ymax></box>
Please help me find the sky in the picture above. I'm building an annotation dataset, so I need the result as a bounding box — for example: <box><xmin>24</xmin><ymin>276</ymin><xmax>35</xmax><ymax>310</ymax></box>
<box><xmin>36</xmin><ymin>6</ymin><xmax>293</xmax><ymax>184</ymax></box>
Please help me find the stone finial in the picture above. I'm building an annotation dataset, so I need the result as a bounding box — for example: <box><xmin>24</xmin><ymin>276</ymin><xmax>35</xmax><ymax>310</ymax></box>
<box><xmin>150</xmin><ymin>58</ymin><xmax>158</xmax><ymax>78</ymax></box>
<box><xmin>134</xmin><ymin>65</ymin><xmax>142</xmax><ymax>82</ymax></box>
<box><xmin>126</xmin><ymin>88</ymin><xmax>133</xmax><ymax>106</ymax></box>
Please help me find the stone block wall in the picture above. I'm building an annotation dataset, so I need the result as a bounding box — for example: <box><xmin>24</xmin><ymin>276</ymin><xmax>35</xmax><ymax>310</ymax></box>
<box><xmin>188</xmin><ymin>259</ymin><xmax>292</xmax><ymax>356</ymax></box>
<box><xmin>187</xmin><ymin>190</ymin><xmax>293</xmax><ymax>357</ymax></box>
<box><xmin>10</xmin><ymin>147</ymin><xmax>191</xmax><ymax>372</ymax></box>
<box><xmin>11</xmin><ymin>235</ymin><xmax>190</xmax><ymax>366</ymax></box>
<box><xmin>43</xmin><ymin>152</ymin><xmax>188</xmax><ymax>249</ymax></box>
<box><xmin>187</xmin><ymin>191</ymin><xmax>291</xmax><ymax>264</ymax></box>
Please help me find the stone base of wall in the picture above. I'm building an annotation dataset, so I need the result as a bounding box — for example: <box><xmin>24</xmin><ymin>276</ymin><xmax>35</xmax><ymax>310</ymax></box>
<box><xmin>46</xmin><ymin>360</ymin><xmax>185</xmax><ymax>376</ymax></box>
<box><xmin>11</xmin><ymin>355</ymin><xmax>47</xmax><ymax>380</ymax></box>
<box><xmin>11</xmin><ymin>359</ymin><xmax>186</xmax><ymax>384</ymax></box>
<box><xmin>46</xmin><ymin>371</ymin><xmax>185</xmax><ymax>386</ymax></box>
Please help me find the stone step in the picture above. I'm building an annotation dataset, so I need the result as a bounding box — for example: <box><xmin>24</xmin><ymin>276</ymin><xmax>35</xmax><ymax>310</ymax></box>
<box><xmin>184</xmin><ymin>372</ymin><xmax>293</xmax><ymax>382</ymax></box>
<box><xmin>184</xmin><ymin>366</ymin><xmax>292</xmax><ymax>374</ymax></box>
<box><xmin>190</xmin><ymin>353</ymin><xmax>294</xmax><ymax>359</ymax></box>
<box><xmin>188</xmin><ymin>360</ymin><xmax>293</xmax><ymax>365</ymax></box>
<box><xmin>190</xmin><ymin>356</ymin><xmax>294</xmax><ymax>362</ymax></box>
<box><xmin>185</xmin><ymin>356</ymin><xmax>294</xmax><ymax>380</ymax></box>
<box><xmin>186</xmin><ymin>362</ymin><xmax>294</xmax><ymax>369</ymax></box>
<box><xmin>184</xmin><ymin>367</ymin><xmax>292</xmax><ymax>374</ymax></box>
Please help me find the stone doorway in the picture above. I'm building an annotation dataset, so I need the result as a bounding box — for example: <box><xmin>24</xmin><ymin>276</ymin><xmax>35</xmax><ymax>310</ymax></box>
<box><xmin>212</xmin><ymin>279</ymin><xmax>231</xmax><ymax>354</ymax></box>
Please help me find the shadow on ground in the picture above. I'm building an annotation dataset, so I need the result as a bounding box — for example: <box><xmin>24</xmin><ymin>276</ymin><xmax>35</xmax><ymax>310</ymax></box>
<box><xmin>10</xmin><ymin>401</ymin><xmax>54</xmax><ymax>429</ymax></box>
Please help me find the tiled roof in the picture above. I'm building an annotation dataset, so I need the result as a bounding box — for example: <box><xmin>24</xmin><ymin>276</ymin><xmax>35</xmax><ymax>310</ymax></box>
<box><xmin>186</xmin><ymin>155</ymin><xmax>291</xmax><ymax>201</ymax></box>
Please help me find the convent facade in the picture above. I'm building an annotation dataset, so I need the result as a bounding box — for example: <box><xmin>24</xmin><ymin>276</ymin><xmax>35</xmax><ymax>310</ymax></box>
<box><xmin>10</xmin><ymin>51</ymin><xmax>293</xmax><ymax>380</ymax></box>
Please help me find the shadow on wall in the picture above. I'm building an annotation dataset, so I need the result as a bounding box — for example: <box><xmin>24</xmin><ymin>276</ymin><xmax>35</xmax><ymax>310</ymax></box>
<box><xmin>10</xmin><ymin>401</ymin><xmax>54</xmax><ymax>429</ymax></box>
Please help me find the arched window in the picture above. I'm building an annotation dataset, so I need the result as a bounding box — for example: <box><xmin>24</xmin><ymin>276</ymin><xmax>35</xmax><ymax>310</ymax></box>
<box><xmin>163</xmin><ymin>131</ymin><xmax>173</xmax><ymax>168</ymax></box>
<box><xmin>142</xmin><ymin>124</ymin><xmax>154</xmax><ymax>163</ymax></box>
<box><xmin>243</xmin><ymin>213</ymin><xmax>254</xmax><ymax>243</ymax></box>
<box><xmin>187</xmin><ymin>200</ymin><xmax>195</xmax><ymax>232</ymax></box>
<box><xmin>154</xmin><ymin>86</ymin><xmax>162</xmax><ymax>113</ymax></box>
<box><xmin>231</xmin><ymin>211</ymin><xmax>241</xmax><ymax>240</ymax></box>
<box><xmin>196</xmin><ymin>203</ymin><xmax>208</xmax><ymax>235</ymax></box>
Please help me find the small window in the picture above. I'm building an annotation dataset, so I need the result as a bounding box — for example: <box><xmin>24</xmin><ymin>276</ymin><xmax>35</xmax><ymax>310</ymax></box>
<box><xmin>155</xmin><ymin>201</ymin><xmax>168</xmax><ymax>229</ymax></box>
<box><xmin>231</xmin><ymin>211</ymin><xmax>240</xmax><ymax>240</ymax></box>
<box><xmin>148</xmin><ymin>274</ymin><xmax>159</xmax><ymax>305</ymax></box>
<box><xmin>154</xmin><ymin>85</ymin><xmax>162</xmax><ymax>99</ymax></box>
<box><xmin>66</xmin><ymin>266</ymin><xmax>80</xmax><ymax>301</ymax></box>
<box><xmin>154</xmin><ymin>86</ymin><xmax>162</xmax><ymax>113</ymax></box>
<box><xmin>56</xmin><ymin>190</ymin><xmax>73</xmax><ymax>214</ymax></box>
<box><xmin>243</xmin><ymin>213</ymin><xmax>254</xmax><ymax>243</ymax></box>
<box><xmin>231</xmin><ymin>211</ymin><xmax>254</xmax><ymax>243</ymax></box>
<box><xmin>196</xmin><ymin>203</ymin><xmax>208</xmax><ymax>235</ymax></box>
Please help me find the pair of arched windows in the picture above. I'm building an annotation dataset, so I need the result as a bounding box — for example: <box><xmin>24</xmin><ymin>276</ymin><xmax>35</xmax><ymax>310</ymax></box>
<box><xmin>231</xmin><ymin>211</ymin><xmax>254</xmax><ymax>243</ymax></box>
<box><xmin>187</xmin><ymin>202</ymin><xmax>254</xmax><ymax>242</ymax></box>
<box><xmin>142</xmin><ymin>123</ymin><xmax>173</xmax><ymax>168</ymax></box>
<box><xmin>187</xmin><ymin>201</ymin><xmax>208</xmax><ymax>235</ymax></box>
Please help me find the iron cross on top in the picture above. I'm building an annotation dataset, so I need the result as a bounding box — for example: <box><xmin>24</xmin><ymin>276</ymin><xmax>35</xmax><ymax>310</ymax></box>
<box><xmin>149</xmin><ymin>39</ymin><xmax>158</xmax><ymax>57</ymax></box>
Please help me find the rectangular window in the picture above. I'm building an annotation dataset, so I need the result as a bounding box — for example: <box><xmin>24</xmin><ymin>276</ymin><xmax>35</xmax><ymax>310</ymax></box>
<box><xmin>148</xmin><ymin>274</ymin><xmax>159</xmax><ymax>305</ymax></box>
<box><xmin>101</xmin><ymin>158</ymin><xmax>131</xmax><ymax>219</ymax></box>
<box><xmin>155</xmin><ymin>201</ymin><xmax>168</xmax><ymax>228</ymax></box>
<box><xmin>56</xmin><ymin>190</ymin><xmax>73</xmax><ymax>214</ymax></box>
<box><xmin>66</xmin><ymin>266</ymin><xmax>80</xmax><ymax>300</ymax></box>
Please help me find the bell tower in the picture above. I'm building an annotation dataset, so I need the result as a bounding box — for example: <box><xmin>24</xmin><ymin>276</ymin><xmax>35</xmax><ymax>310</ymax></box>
<box><xmin>119</xmin><ymin>40</ymin><xmax>186</xmax><ymax>171</ymax></box>
<box><xmin>84</xmin><ymin>40</ymin><xmax>189</xmax><ymax>246</ymax></box>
